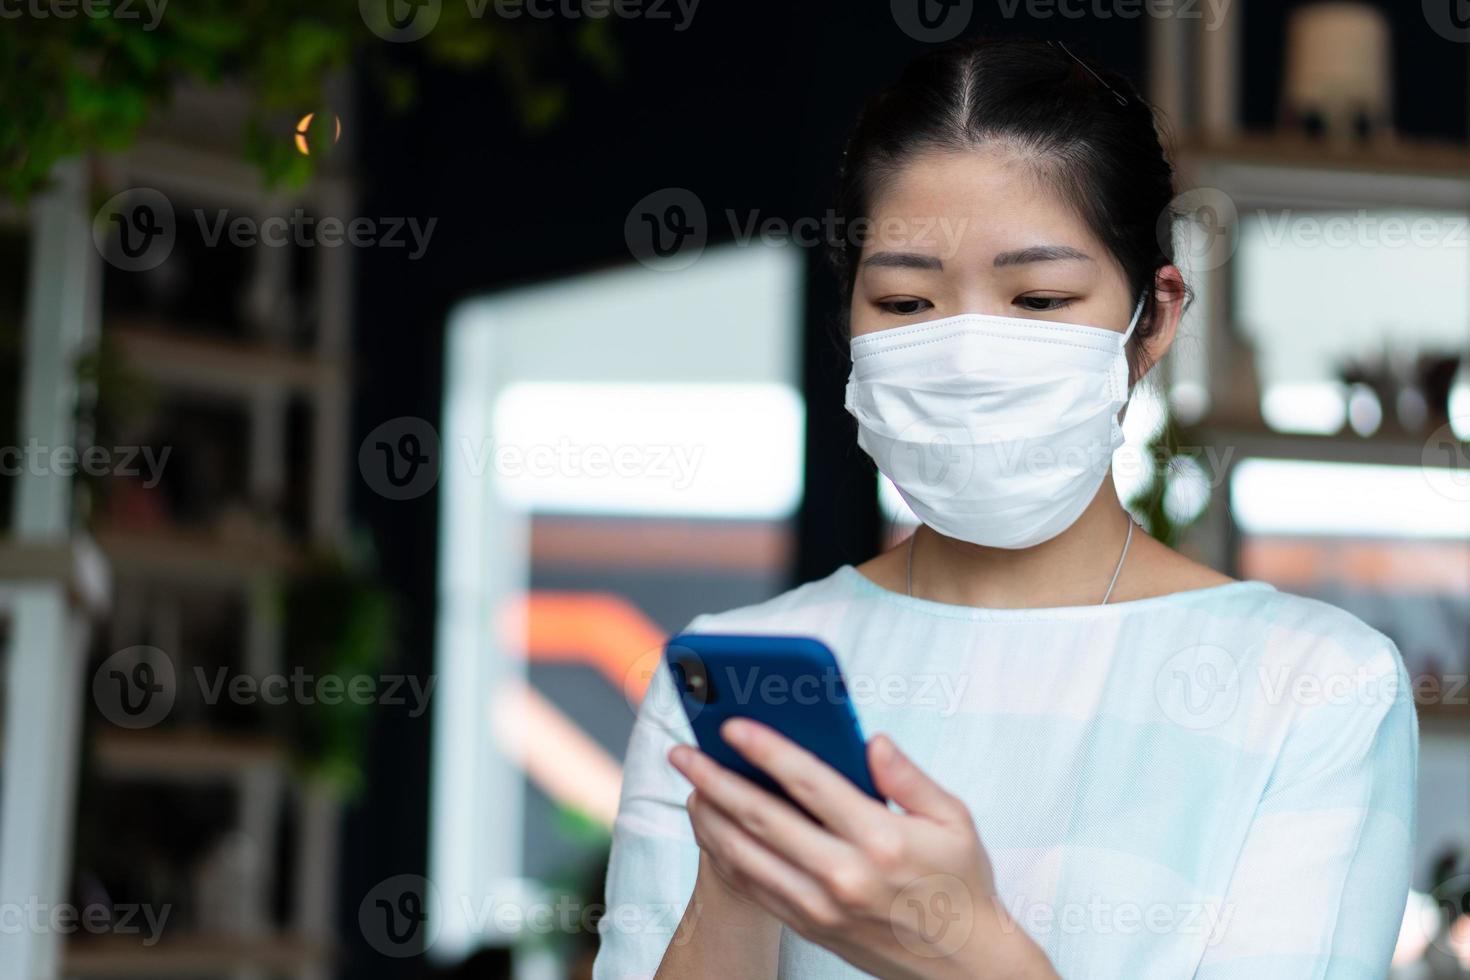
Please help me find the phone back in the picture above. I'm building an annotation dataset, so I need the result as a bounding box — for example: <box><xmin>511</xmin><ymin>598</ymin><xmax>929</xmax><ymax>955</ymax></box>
<box><xmin>664</xmin><ymin>633</ymin><xmax>883</xmax><ymax>803</ymax></box>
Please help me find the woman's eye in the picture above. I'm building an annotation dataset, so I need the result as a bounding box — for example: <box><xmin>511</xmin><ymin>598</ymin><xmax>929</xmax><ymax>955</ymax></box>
<box><xmin>1015</xmin><ymin>295</ymin><xmax>1073</xmax><ymax>313</ymax></box>
<box><xmin>877</xmin><ymin>298</ymin><xmax>933</xmax><ymax>316</ymax></box>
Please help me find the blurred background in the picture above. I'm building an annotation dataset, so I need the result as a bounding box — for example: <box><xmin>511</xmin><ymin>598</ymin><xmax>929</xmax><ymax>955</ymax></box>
<box><xmin>1</xmin><ymin>0</ymin><xmax>1468</xmax><ymax>977</ymax></box>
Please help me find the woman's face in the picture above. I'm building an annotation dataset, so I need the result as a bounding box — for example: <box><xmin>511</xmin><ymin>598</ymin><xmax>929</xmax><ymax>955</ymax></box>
<box><xmin>849</xmin><ymin>147</ymin><xmax>1141</xmax><ymax>340</ymax></box>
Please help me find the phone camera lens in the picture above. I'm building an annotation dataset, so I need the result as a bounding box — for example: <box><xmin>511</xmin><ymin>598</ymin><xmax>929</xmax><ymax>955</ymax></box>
<box><xmin>671</xmin><ymin>653</ymin><xmax>715</xmax><ymax>705</ymax></box>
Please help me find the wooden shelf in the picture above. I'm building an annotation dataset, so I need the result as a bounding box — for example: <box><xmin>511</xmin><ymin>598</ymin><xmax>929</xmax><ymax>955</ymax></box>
<box><xmin>1178</xmin><ymin>134</ymin><xmax>1470</xmax><ymax>181</ymax></box>
<box><xmin>1180</xmin><ymin>421</ymin><xmax>1468</xmax><ymax>470</ymax></box>
<box><xmin>108</xmin><ymin>321</ymin><xmax>341</xmax><ymax>397</ymax></box>
<box><xmin>0</xmin><ymin>536</ymin><xmax>111</xmax><ymax>612</ymax></box>
<box><xmin>106</xmin><ymin>136</ymin><xmax>352</xmax><ymax>212</ymax></box>
<box><xmin>93</xmin><ymin>728</ymin><xmax>288</xmax><ymax>780</ymax></box>
<box><xmin>64</xmin><ymin>933</ymin><xmax>326</xmax><ymax>977</ymax></box>
<box><xmin>94</xmin><ymin>526</ymin><xmax>304</xmax><ymax>585</ymax></box>
<box><xmin>1175</xmin><ymin>134</ymin><xmax>1470</xmax><ymax>208</ymax></box>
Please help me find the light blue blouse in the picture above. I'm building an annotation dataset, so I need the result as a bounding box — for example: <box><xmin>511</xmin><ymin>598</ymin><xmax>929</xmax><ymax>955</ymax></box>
<box><xmin>594</xmin><ymin>567</ymin><xmax>1418</xmax><ymax>979</ymax></box>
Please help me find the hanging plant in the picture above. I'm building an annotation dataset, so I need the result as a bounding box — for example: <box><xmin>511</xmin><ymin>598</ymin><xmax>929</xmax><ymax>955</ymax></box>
<box><xmin>0</xmin><ymin>2</ymin><xmax>618</xmax><ymax>200</ymax></box>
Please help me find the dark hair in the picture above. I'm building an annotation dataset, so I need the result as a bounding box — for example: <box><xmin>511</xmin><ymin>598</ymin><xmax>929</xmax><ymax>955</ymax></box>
<box><xmin>830</xmin><ymin>37</ymin><xmax>1181</xmax><ymax>380</ymax></box>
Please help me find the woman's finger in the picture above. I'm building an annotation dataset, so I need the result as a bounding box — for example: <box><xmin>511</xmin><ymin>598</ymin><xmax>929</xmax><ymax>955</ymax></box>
<box><xmin>687</xmin><ymin>793</ymin><xmax>751</xmax><ymax>895</ymax></box>
<box><xmin>868</xmin><ymin>734</ymin><xmax>968</xmax><ymax>825</ymax></box>
<box><xmin>717</xmin><ymin>718</ymin><xmax>892</xmax><ymax>841</ymax></box>
<box><xmin>687</xmin><ymin>787</ymin><xmax>843</xmax><ymax>933</ymax></box>
<box><xmin>671</xmin><ymin>744</ymin><xmax>860</xmax><ymax>880</ymax></box>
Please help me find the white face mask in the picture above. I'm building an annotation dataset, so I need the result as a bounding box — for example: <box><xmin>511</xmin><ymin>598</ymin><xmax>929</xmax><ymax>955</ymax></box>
<box><xmin>844</xmin><ymin>295</ymin><xmax>1146</xmax><ymax>550</ymax></box>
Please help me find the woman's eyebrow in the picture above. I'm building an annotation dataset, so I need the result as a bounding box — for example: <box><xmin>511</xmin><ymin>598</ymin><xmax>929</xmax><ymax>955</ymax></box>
<box><xmin>993</xmin><ymin>244</ymin><xmax>1093</xmax><ymax>267</ymax></box>
<box><xmin>861</xmin><ymin>251</ymin><xmax>943</xmax><ymax>271</ymax></box>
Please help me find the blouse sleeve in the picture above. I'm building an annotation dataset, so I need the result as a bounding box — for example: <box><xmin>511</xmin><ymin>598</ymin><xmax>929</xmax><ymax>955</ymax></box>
<box><xmin>1194</xmin><ymin>640</ymin><xmax>1418</xmax><ymax>980</ymax></box>
<box><xmin>592</xmin><ymin>619</ymin><xmax>705</xmax><ymax>980</ymax></box>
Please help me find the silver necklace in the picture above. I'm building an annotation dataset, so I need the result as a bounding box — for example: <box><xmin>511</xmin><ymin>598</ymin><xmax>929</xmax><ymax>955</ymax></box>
<box><xmin>906</xmin><ymin>518</ymin><xmax>1136</xmax><ymax>606</ymax></box>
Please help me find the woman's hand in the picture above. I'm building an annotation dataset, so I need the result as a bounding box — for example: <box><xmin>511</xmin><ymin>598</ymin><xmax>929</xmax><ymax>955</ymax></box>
<box><xmin>668</xmin><ymin>720</ymin><xmax>1058</xmax><ymax>980</ymax></box>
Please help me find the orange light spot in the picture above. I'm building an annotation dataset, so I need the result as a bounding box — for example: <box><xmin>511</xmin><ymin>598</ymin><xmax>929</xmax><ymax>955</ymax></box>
<box><xmin>294</xmin><ymin>112</ymin><xmax>342</xmax><ymax>156</ymax></box>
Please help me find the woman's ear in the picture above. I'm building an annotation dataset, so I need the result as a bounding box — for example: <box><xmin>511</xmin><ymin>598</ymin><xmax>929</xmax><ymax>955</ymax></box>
<box><xmin>1135</xmin><ymin>264</ymin><xmax>1186</xmax><ymax>379</ymax></box>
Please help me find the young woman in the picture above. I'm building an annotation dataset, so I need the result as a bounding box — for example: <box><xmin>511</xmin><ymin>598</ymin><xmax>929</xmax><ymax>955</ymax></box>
<box><xmin>594</xmin><ymin>38</ymin><xmax>1417</xmax><ymax>979</ymax></box>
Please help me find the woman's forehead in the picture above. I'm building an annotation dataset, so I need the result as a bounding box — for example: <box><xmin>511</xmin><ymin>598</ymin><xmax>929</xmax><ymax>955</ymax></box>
<box><xmin>865</xmin><ymin>148</ymin><xmax>1099</xmax><ymax>259</ymax></box>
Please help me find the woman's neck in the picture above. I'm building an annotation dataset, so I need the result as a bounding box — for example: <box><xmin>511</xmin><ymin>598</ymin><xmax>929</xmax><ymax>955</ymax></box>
<box><xmin>905</xmin><ymin>474</ymin><xmax>1137</xmax><ymax>609</ymax></box>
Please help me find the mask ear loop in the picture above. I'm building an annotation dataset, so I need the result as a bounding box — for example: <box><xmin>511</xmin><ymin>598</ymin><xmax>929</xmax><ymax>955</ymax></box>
<box><xmin>1116</xmin><ymin>291</ymin><xmax>1148</xmax><ymax>413</ymax></box>
<box><xmin>1120</xmin><ymin>291</ymin><xmax>1148</xmax><ymax>345</ymax></box>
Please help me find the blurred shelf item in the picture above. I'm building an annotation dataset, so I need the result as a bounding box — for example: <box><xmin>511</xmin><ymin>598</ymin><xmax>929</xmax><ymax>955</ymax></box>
<box><xmin>109</xmin><ymin>321</ymin><xmax>343</xmax><ymax>396</ymax></box>
<box><xmin>94</xmin><ymin>526</ymin><xmax>304</xmax><ymax>585</ymax></box>
<box><xmin>1179</xmin><ymin>420</ymin><xmax>1467</xmax><ymax>470</ymax></box>
<box><xmin>64</xmin><ymin>933</ymin><xmax>327</xmax><ymax>977</ymax></box>
<box><xmin>93</xmin><ymin>728</ymin><xmax>287</xmax><ymax>781</ymax></box>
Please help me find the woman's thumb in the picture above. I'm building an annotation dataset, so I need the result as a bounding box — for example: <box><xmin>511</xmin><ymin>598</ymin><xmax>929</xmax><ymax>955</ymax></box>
<box><xmin>869</xmin><ymin>734</ymin><xmax>965</xmax><ymax>823</ymax></box>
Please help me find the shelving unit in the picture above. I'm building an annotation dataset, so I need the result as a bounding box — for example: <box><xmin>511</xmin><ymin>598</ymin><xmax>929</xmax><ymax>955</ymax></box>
<box><xmin>1158</xmin><ymin>133</ymin><xmax>1470</xmax><ymax>566</ymax></box>
<box><xmin>1146</xmin><ymin>14</ymin><xmax>1470</xmax><ymax>728</ymax></box>
<box><xmin>58</xmin><ymin>81</ymin><xmax>355</xmax><ymax>980</ymax></box>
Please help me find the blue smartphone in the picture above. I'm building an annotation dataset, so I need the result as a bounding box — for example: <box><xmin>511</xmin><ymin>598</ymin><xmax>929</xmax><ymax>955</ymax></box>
<box><xmin>663</xmin><ymin>633</ymin><xmax>884</xmax><ymax>806</ymax></box>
